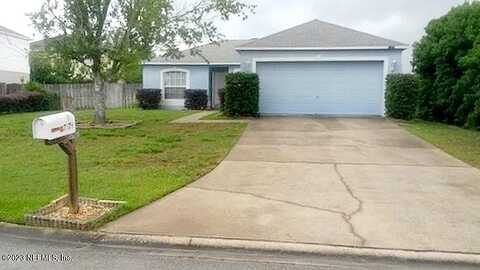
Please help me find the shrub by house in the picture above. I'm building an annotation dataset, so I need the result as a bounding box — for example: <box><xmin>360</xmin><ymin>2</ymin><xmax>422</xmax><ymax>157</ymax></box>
<box><xmin>184</xmin><ymin>89</ymin><xmax>208</xmax><ymax>110</ymax></box>
<box><xmin>413</xmin><ymin>2</ymin><xmax>480</xmax><ymax>128</ymax></box>
<box><xmin>224</xmin><ymin>73</ymin><xmax>259</xmax><ymax>116</ymax></box>
<box><xmin>136</xmin><ymin>89</ymin><xmax>162</xmax><ymax>110</ymax></box>
<box><xmin>385</xmin><ymin>74</ymin><xmax>418</xmax><ymax>120</ymax></box>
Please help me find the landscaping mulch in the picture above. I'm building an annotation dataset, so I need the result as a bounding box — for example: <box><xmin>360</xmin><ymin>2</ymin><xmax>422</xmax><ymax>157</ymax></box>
<box><xmin>45</xmin><ymin>202</ymin><xmax>110</xmax><ymax>222</ymax></box>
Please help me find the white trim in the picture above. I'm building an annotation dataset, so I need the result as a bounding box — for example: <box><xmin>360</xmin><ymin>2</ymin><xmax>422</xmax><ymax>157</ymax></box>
<box><xmin>0</xmin><ymin>30</ymin><xmax>31</xmax><ymax>41</ymax></box>
<box><xmin>160</xmin><ymin>68</ymin><xmax>190</xmax><ymax>100</ymax></box>
<box><xmin>237</xmin><ymin>46</ymin><xmax>408</xmax><ymax>51</ymax></box>
<box><xmin>144</xmin><ymin>62</ymin><xmax>241</xmax><ymax>66</ymax></box>
<box><xmin>251</xmin><ymin>56</ymin><xmax>390</xmax><ymax>117</ymax></box>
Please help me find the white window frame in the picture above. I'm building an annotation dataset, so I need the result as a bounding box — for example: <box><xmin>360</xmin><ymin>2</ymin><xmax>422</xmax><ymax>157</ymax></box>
<box><xmin>160</xmin><ymin>68</ymin><xmax>191</xmax><ymax>101</ymax></box>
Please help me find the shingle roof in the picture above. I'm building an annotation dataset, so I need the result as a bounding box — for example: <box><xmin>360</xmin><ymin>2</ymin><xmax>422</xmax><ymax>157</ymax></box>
<box><xmin>147</xmin><ymin>20</ymin><xmax>407</xmax><ymax>65</ymax></box>
<box><xmin>148</xmin><ymin>40</ymin><xmax>250</xmax><ymax>64</ymax></box>
<box><xmin>238</xmin><ymin>19</ymin><xmax>407</xmax><ymax>49</ymax></box>
<box><xmin>0</xmin><ymin>25</ymin><xmax>30</xmax><ymax>40</ymax></box>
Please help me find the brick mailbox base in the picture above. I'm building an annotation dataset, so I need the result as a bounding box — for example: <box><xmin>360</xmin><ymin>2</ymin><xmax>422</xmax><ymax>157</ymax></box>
<box><xmin>25</xmin><ymin>195</ymin><xmax>125</xmax><ymax>231</ymax></box>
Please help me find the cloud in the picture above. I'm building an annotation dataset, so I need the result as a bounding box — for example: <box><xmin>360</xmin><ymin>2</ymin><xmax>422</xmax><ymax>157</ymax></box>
<box><xmin>0</xmin><ymin>0</ymin><xmax>467</xmax><ymax>72</ymax></box>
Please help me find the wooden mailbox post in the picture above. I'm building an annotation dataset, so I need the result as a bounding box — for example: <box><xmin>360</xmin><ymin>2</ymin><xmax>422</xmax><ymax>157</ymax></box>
<box><xmin>33</xmin><ymin>112</ymin><xmax>80</xmax><ymax>214</ymax></box>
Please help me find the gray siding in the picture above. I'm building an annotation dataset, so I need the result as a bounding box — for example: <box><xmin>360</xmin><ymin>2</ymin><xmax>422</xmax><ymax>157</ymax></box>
<box><xmin>143</xmin><ymin>65</ymin><xmax>209</xmax><ymax>89</ymax></box>
<box><xmin>142</xmin><ymin>65</ymin><xmax>210</xmax><ymax>108</ymax></box>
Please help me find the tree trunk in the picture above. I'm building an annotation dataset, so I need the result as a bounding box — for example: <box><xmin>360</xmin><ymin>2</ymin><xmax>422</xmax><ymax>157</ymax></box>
<box><xmin>93</xmin><ymin>73</ymin><xmax>107</xmax><ymax>124</ymax></box>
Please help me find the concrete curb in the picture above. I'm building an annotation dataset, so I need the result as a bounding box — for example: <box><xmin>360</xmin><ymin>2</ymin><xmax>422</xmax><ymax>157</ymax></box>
<box><xmin>1</xmin><ymin>222</ymin><xmax>479</xmax><ymax>265</ymax></box>
<box><xmin>100</xmin><ymin>233</ymin><xmax>480</xmax><ymax>265</ymax></box>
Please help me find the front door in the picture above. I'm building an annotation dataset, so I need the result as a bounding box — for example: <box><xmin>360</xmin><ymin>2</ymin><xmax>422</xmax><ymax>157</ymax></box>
<box><xmin>212</xmin><ymin>71</ymin><xmax>226</xmax><ymax>108</ymax></box>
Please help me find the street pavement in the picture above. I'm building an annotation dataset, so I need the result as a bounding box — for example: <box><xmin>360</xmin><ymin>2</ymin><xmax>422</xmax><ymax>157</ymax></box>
<box><xmin>0</xmin><ymin>228</ymin><xmax>478</xmax><ymax>270</ymax></box>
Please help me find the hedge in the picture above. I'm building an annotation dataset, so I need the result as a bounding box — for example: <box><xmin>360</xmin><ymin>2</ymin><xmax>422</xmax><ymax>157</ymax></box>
<box><xmin>224</xmin><ymin>73</ymin><xmax>259</xmax><ymax>116</ymax></box>
<box><xmin>184</xmin><ymin>89</ymin><xmax>208</xmax><ymax>110</ymax></box>
<box><xmin>136</xmin><ymin>89</ymin><xmax>162</xmax><ymax>109</ymax></box>
<box><xmin>44</xmin><ymin>92</ymin><xmax>61</xmax><ymax>111</ymax></box>
<box><xmin>0</xmin><ymin>91</ymin><xmax>60</xmax><ymax>113</ymax></box>
<box><xmin>413</xmin><ymin>2</ymin><xmax>480</xmax><ymax>128</ymax></box>
<box><xmin>385</xmin><ymin>74</ymin><xmax>419</xmax><ymax>120</ymax></box>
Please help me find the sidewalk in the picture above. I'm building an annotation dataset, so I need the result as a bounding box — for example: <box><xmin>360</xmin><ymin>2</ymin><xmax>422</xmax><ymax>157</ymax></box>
<box><xmin>171</xmin><ymin>111</ymin><xmax>248</xmax><ymax>124</ymax></box>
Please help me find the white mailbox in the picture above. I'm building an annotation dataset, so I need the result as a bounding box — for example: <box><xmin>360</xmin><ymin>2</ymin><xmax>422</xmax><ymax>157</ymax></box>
<box><xmin>33</xmin><ymin>112</ymin><xmax>76</xmax><ymax>140</ymax></box>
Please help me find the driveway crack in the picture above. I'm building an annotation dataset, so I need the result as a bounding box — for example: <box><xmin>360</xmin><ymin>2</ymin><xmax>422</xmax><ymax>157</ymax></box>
<box><xmin>188</xmin><ymin>185</ymin><xmax>366</xmax><ymax>246</ymax></box>
<box><xmin>188</xmin><ymin>186</ymin><xmax>344</xmax><ymax>216</ymax></box>
<box><xmin>333</xmin><ymin>164</ymin><xmax>366</xmax><ymax>246</ymax></box>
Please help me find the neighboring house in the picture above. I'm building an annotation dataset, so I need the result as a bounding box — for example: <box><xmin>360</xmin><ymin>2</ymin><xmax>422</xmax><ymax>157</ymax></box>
<box><xmin>0</xmin><ymin>26</ymin><xmax>30</xmax><ymax>83</ymax></box>
<box><xmin>143</xmin><ymin>20</ymin><xmax>407</xmax><ymax>115</ymax></box>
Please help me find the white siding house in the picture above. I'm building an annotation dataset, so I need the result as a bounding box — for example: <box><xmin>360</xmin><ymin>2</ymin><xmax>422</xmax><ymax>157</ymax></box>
<box><xmin>0</xmin><ymin>26</ymin><xmax>30</xmax><ymax>83</ymax></box>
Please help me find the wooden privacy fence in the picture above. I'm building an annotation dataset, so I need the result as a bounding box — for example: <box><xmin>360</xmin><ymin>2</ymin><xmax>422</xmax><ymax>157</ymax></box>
<box><xmin>43</xmin><ymin>83</ymin><xmax>142</xmax><ymax>110</ymax></box>
<box><xmin>0</xmin><ymin>83</ymin><xmax>22</xmax><ymax>96</ymax></box>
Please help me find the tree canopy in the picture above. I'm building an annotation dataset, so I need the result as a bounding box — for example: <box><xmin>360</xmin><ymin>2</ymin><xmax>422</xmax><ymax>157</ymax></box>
<box><xmin>413</xmin><ymin>1</ymin><xmax>480</xmax><ymax>128</ymax></box>
<box><xmin>30</xmin><ymin>50</ymin><xmax>89</xmax><ymax>84</ymax></box>
<box><xmin>31</xmin><ymin>0</ymin><xmax>254</xmax><ymax>123</ymax></box>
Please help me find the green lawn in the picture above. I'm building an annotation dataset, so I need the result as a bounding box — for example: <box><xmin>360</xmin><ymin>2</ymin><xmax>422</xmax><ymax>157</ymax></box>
<box><xmin>0</xmin><ymin>109</ymin><xmax>246</xmax><ymax>225</ymax></box>
<box><xmin>400</xmin><ymin>120</ymin><xmax>480</xmax><ymax>169</ymax></box>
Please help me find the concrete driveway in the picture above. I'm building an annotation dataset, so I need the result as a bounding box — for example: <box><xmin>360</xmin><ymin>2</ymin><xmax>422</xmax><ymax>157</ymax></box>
<box><xmin>103</xmin><ymin>117</ymin><xmax>480</xmax><ymax>254</ymax></box>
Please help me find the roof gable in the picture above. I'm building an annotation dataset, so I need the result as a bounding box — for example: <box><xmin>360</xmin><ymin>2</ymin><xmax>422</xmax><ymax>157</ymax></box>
<box><xmin>238</xmin><ymin>20</ymin><xmax>407</xmax><ymax>49</ymax></box>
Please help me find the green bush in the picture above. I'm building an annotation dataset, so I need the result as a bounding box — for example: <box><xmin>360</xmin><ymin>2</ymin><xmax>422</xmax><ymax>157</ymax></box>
<box><xmin>0</xmin><ymin>91</ymin><xmax>60</xmax><ymax>114</ymax></box>
<box><xmin>413</xmin><ymin>2</ymin><xmax>480</xmax><ymax>128</ymax></box>
<box><xmin>184</xmin><ymin>89</ymin><xmax>208</xmax><ymax>110</ymax></box>
<box><xmin>136</xmin><ymin>89</ymin><xmax>162</xmax><ymax>109</ymax></box>
<box><xmin>466</xmin><ymin>98</ymin><xmax>480</xmax><ymax>129</ymax></box>
<box><xmin>25</xmin><ymin>81</ymin><xmax>61</xmax><ymax>111</ymax></box>
<box><xmin>224</xmin><ymin>73</ymin><xmax>259</xmax><ymax>116</ymax></box>
<box><xmin>23</xmin><ymin>81</ymin><xmax>45</xmax><ymax>93</ymax></box>
<box><xmin>43</xmin><ymin>92</ymin><xmax>61</xmax><ymax>111</ymax></box>
<box><xmin>385</xmin><ymin>74</ymin><xmax>419</xmax><ymax>120</ymax></box>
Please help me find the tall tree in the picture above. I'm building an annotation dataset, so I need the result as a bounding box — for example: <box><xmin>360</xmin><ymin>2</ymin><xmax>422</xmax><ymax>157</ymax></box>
<box><xmin>31</xmin><ymin>0</ymin><xmax>254</xmax><ymax>124</ymax></box>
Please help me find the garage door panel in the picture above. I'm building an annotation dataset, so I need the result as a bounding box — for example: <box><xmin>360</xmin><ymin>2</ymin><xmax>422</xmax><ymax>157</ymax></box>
<box><xmin>257</xmin><ymin>61</ymin><xmax>384</xmax><ymax>115</ymax></box>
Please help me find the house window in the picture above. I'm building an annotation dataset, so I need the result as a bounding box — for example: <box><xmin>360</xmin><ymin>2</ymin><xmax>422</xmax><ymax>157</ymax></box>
<box><xmin>163</xmin><ymin>71</ymin><xmax>187</xmax><ymax>99</ymax></box>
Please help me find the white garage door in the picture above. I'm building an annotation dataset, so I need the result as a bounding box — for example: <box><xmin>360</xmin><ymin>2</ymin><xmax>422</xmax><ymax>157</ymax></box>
<box><xmin>256</xmin><ymin>61</ymin><xmax>384</xmax><ymax>115</ymax></box>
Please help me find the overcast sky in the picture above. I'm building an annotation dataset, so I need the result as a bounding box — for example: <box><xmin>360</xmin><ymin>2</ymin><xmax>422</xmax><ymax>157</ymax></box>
<box><xmin>0</xmin><ymin>0</ymin><xmax>467</xmax><ymax>72</ymax></box>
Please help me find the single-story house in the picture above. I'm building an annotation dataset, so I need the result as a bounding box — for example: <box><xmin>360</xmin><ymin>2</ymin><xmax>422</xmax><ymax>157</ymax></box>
<box><xmin>143</xmin><ymin>19</ymin><xmax>407</xmax><ymax>116</ymax></box>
